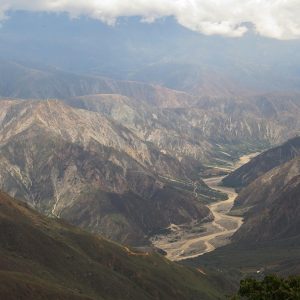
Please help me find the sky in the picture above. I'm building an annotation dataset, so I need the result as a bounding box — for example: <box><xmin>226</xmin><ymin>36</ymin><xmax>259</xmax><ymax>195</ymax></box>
<box><xmin>0</xmin><ymin>0</ymin><xmax>300</xmax><ymax>40</ymax></box>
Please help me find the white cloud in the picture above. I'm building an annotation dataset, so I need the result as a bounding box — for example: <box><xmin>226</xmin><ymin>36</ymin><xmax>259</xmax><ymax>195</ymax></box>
<box><xmin>1</xmin><ymin>0</ymin><xmax>300</xmax><ymax>40</ymax></box>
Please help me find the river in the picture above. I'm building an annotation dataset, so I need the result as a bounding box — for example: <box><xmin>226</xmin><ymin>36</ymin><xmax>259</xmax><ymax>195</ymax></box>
<box><xmin>151</xmin><ymin>153</ymin><xmax>258</xmax><ymax>261</ymax></box>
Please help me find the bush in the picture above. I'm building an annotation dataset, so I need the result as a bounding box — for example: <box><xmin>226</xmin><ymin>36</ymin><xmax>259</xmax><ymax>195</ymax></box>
<box><xmin>232</xmin><ymin>274</ymin><xmax>300</xmax><ymax>299</ymax></box>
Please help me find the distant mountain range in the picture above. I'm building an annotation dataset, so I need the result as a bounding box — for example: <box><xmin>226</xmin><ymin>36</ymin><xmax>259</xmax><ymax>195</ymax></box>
<box><xmin>1</xmin><ymin>11</ymin><xmax>300</xmax><ymax>299</ymax></box>
<box><xmin>1</xmin><ymin>60</ymin><xmax>300</xmax><ymax>246</ymax></box>
<box><xmin>2</xmin><ymin>12</ymin><xmax>300</xmax><ymax>96</ymax></box>
<box><xmin>0</xmin><ymin>60</ymin><xmax>193</xmax><ymax>106</ymax></box>
<box><xmin>2</xmin><ymin>60</ymin><xmax>300</xmax><ymax>159</ymax></box>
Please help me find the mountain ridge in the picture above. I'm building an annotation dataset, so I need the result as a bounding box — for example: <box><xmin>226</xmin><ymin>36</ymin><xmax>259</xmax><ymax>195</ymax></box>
<box><xmin>232</xmin><ymin>157</ymin><xmax>300</xmax><ymax>242</ymax></box>
<box><xmin>223</xmin><ymin>136</ymin><xmax>300</xmax><ymax>188</ymax></box>
<box><xmin>0</xmin><ymin>189</ymin><xmax>225</xmax><ymax>300</ymax></box>
<box><xmin>0</xmin><ymin>99</ymin><xmax>217</xmax><ymax>245</ymax></box>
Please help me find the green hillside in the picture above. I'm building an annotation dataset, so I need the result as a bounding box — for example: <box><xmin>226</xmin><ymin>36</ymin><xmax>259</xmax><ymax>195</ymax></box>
<box><xmin>0</xmin><ymin>191</ymin><xmax>224</xmax><ymax>300</ymax></box>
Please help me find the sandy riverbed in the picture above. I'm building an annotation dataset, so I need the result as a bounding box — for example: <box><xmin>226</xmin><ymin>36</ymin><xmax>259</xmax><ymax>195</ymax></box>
<box><xmin>151</xmin><ymin>153</ymin><xmax>258</xmax><ymax>261</ymax></box>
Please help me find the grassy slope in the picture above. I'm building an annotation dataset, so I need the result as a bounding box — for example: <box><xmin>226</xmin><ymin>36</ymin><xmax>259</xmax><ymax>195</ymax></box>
<box><xmin>184</xmin><ymin>235</ymin><xmax>300</xmax><ymax>280</ymax></box>
<box><xmin>0</xmin><ymin>191</ymin><xmax>224</xmax><ymax>300</ymax></box>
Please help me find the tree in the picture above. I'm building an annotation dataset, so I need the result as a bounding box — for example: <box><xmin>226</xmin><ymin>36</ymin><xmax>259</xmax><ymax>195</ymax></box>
<box><xmin>232</xmin><ymin>275</ymin><xmax>300</xmax><ymax>299</ymax></box>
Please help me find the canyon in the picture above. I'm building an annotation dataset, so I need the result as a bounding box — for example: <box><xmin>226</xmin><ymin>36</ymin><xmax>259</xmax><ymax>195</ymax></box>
<box><xmin>185</xmin><ymin>137</ymin><xmax>300</xmax><ymax>283</ymax></box>
<box><xmin>0</xmin><ymin>63</ymin><xmax>300</xmax><ymax>248</ymax></box>
<box><xmin>1</xmin><ymin>10</ymin><xmax>300</xmax><ymax>299</ymax></box>
<box><xmin>151</xmin><ymin>153</ymin><xmax>257</xmax><ymax>261</ymax></box>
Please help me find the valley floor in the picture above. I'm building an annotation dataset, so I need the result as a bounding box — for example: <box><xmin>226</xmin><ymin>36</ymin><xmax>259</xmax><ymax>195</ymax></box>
<box><xmin>151</xmin><ymin>153</ymin><xmax>258</xmax><ymax>261</ymax></box>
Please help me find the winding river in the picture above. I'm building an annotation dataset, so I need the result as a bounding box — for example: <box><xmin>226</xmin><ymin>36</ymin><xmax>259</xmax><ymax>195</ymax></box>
<box><xmin>151</xmin><ymin>153</ymin><xmax>258</xmax><ymax>261</ymax></box>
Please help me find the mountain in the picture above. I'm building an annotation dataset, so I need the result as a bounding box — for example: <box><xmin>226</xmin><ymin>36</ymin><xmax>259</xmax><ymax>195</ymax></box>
<box><xmin>1</xmin><ymin>61</ymin><xmax>300</xmax><ymax>248</ymax></box>
<box><xmin>1</xmin><ymin>10</ymin><xmax>300</xmax><ymax>298</ymax></box>
<box><xmin>2</xmin><ymin>12</ymin><xmax>300</xmax><ymax>95</ymax></box>
<box><xmin>184</xmin><ymin>172</ymin><xmax>300</xmax><ymax>283</ymax></box>
<box><xmin>66</xmin><ymin>92</ymin><xmax>300</xmax><ymax>163</ymax></box>
<box><xmin>223</xmin><ymin>136</ymin><xmax>300</xmax><ymax>188</ymax></box>
<box><xmin>232</xmin><ymin>157</ymin><xmax>300</xmax><ymax>242</ymax></box>
<box><xmin>65</xmin><ymin>94</ymin><xmax>214</xmax><ymax>162</ymax></box>
<box><xmin>185</xmin><ymin>139</ymin><xmax>300</xmax><ymax>281</ymax></box>
<box><xmin>1</xmin><ymin>66</ymin><xmax>300</xmax><ymax>247</ymax></box>
<box><xmin>0</xmin><ymin>189</ymin><xmax>225</xmax><ymax>300</ymax></box>
<box><xmin>0</xmin><ymin>99</ymin><xmax>221</xmax><ymax>245</ymax></box>
<box><xmin>3</xmin><ymin>59</ymin><xmax>296</xmax><ymax>163</ymax></box>
<box><xmin>0</xmin><ymin>60</ymin><xmax>194</xmax><ymax>108</ymax></box>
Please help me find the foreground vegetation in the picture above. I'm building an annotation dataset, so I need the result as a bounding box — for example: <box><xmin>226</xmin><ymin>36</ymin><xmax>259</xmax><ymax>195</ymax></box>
<box><xmin>233</xmin><ymin>275</ymin><xmax>300</xmax><ymax>299</ymax></box>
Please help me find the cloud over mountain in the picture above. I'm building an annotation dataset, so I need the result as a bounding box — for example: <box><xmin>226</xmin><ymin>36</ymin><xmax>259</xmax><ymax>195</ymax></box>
<box><xmin>1</xmin><ymin>0</ymin><xmax>300</xmax><ymax>40</ymax></box>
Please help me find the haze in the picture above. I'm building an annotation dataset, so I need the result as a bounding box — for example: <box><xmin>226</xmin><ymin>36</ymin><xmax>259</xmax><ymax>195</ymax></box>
<box><xmin>0</xmin><ymin>2</ymin><xmax>300</xmax><ymax>300</ymax></box>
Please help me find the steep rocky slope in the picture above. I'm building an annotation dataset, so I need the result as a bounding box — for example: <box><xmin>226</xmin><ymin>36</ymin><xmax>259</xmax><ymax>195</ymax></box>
<box><xmin>232</xmin><ymin>157</ymin><xmax>300</xmax><ymax>242</ymax></box>
<box><xmin>0</xmin><ymin>190</ymin><xmax>224</xmax><ymax>300</ymax></box>
<box><xmin>2</xmin><ymin>60</ymin><xmax>300</xmax><ymax>165</ymax></box>
<box><xmin>223</xmin><ymin>136</ymin><xmax>300</xmax><ymax>187</ymax></box>
<box><xmin>2</xmin><ymin>61</ymin><xmax>300</xmax><ymax>248</ymax></box>
<box><xmin>65</xmin><ymin>94</ymin><xmax>285</xmax><ymax>164</ymax></box>
<box><xmin>226</xmin><ymin>137</ymin><xmax>300</xmax><ymax>242</ymax></box>
<box><xmin>0</xmin><ymin>99</ymin><xmax>216</xmax><ymax>245</ymax></box>
<box><xmin>65</xmin><ymin>94</ymin><xmax>216</xmax><ymax>162</ymax></box>
<box><xmin>184</xmin><ymin>146</ymin><xmax>300</xmax><ymax>283</ymax></box>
